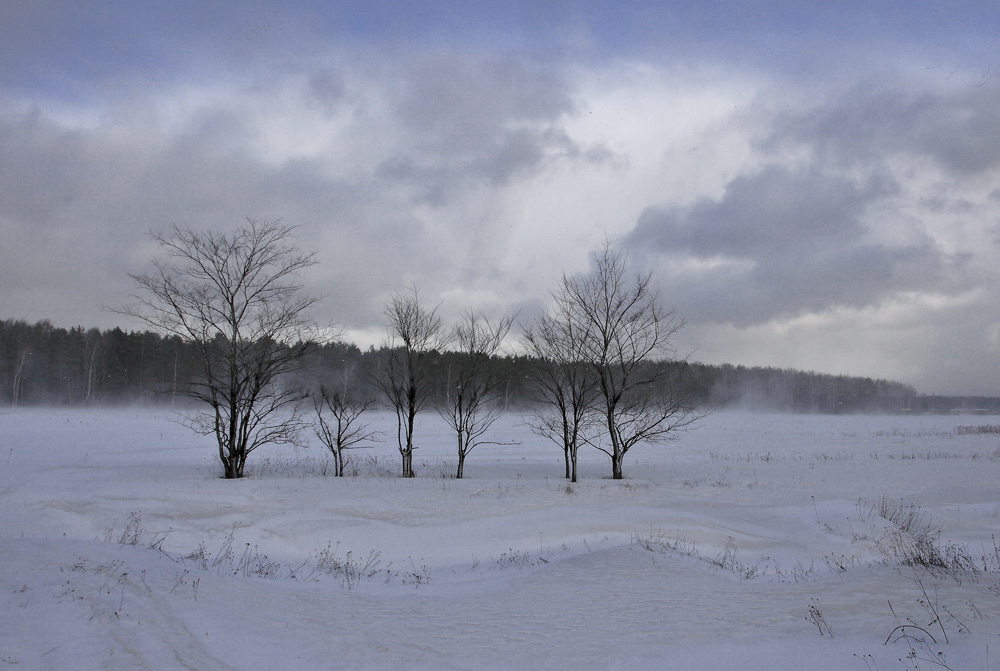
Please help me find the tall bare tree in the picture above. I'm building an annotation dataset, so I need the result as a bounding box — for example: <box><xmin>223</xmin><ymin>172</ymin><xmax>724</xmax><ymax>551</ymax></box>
<box><xmin>376</xmin><ymin>287</ymin><xmax>448</xmax><ymax>478</ymax></box>
<box><xmin>313</xmin><ymin>362</ymin><xmax>379</xmax><ymax>477</ymax></box>
<box><xmin>440</xmin><ymin>311</ymin><xmax>514</xmax><ymax>479</ymax></box>
<box><xmin>559</xmin><ymin>243</ymin><xmax>700</xmax><ymax>479</ymax></box>
<box><xmin>522</xmin><ymin>297</ymin><xmax>596</xmax><ymax>483</ymax></box>
<box><xmin>122</xmin><ymin>218</ymin><xmax>318</xmax><ymax>479</ymax></box>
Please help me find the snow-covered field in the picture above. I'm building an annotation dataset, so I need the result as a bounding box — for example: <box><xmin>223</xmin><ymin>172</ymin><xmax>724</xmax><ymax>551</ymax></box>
<box><xmin>3</xmin><ymin>408</ymin><xmax>1000</xmax><ymax>670</ymax></box>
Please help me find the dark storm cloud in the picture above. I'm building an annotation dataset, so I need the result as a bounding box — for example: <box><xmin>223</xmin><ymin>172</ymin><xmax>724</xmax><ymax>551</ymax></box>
<box><xmin>627</xmin><ymin>165</ymin><xmax>954</xmax><ymax>325</ymax></box>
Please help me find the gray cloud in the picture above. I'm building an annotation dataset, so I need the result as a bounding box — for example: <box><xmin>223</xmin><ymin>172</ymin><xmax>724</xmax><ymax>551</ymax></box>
<box><xmin>627</xmin><ymin>164</ymin><xmax>956</xmax><ymax>325</ymax></box>
<box><xmin>760</xmin><ymin>80</ymin><xmax>1000</xmax><ymax>176</ymax></box>
<box><xmin>306</xmin><ymin>69</ymin><xmax>347</xmax><ymax>114</ymax></box>
<box><xmin>622</xmin><ymin>74</ymin><xmax>1000</xmax><ymax>337</ymax></box>
<box><xmin>373</xmin><ymin>54</ymin><xmax>594</xmax><ymax>201</ymax></box>
<box><xmin>0</xmin><ymin>51</ymin><xmax>601</xmax><ymax>334</ymax></box>
<box><xmin>4</xmin><ymin>3</ymin><xmax>1000</xmax><ymax>395</ymax></box>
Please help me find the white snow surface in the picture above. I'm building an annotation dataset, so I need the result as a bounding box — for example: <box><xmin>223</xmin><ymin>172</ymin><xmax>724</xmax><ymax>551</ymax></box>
<box><xmin>3</xmin><ymin>408</ymin><xmax>1000</xmax><ymax>670</ymax></box>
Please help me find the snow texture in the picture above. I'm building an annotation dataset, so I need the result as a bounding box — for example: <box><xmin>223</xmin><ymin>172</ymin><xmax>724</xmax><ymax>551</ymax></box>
<box><xmin>2</xmin><ymin>408</ymin><xmax>1000</xmax><ymax>669</ymax></box>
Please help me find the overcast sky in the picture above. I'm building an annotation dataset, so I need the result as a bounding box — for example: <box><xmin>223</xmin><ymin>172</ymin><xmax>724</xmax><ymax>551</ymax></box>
<box><xmin>3</xmin><ymin>1</ymin><xmax>1000</xmax><ymax>395</ymax></box>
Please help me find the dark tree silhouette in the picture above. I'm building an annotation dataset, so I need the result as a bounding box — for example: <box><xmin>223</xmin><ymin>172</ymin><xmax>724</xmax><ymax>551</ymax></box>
<box><xmin>375</xmin><ymin>287</ymin><xmax>448</xmax><ymax>478</ymax></box>
<box><xmin>313</xmin><ymin>362</ymin><xmax>379</xmax><ymax>477</ymax></box>
<box><xmin>556</xmin><ymin>243</ymin><xmax>701</xmax><ymax>479</ymax></box>
<box><xmin>121</xmin><ymin>218</ymin><xmax>319</xmax><ymax>479</ymax></box>
<box><xmin>439</xmin><ymin>311</ymin><xmax>514</xmax><ymax>478</ymax></box>
<box><xmin>523</xmin><ymin>296</ymin><xmax>596</xmax><ymax>483</ymax></box>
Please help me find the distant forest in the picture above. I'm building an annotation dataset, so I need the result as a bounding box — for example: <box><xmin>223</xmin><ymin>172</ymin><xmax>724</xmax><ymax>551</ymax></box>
<box><xmin>2</xmin><ymin>318</ymin><xmax>994</xmax><ymax>414</ymax></box>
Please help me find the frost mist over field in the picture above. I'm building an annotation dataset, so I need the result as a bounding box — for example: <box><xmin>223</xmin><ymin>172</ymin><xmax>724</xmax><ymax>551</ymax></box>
<box><xmin>3</xmin><ymin>408</ymin><xmax>1000</xmax><ymax>670</ymax></box>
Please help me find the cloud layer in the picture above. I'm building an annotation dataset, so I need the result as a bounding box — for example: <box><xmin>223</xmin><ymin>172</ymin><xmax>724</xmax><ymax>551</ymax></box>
<box><xmin>3</xmin><ymin>2</ymin><xmax>1000</xmax><ymax>394</ymax></box>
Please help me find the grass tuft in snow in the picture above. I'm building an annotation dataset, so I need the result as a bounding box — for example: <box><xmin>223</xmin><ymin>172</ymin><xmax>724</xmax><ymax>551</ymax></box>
<box><xmin>313</xmin><ymin>543</ymin><xmax>384</xmax><ymax>588</ymax></box>
<box><xmin>953</xmin><ymin>424</ymin><xmax>1000</xmax><ymax>435</ymax></box>
<box><xmin>631</xmin><ymin>530</ymin><xmax>818</xmax><ymax>582</ymax></box>
<box><xmin>806</xmin><ymin>598</ymin><xmax>834</xmax><ymax>637</ymax></box>
<box><xmin>881</xmin><ymin>569</ymin><xmax>974</xmax><ymax>671</ymax></box>
<box><xmin>102</xmin><ymin>511</ymin><xmax>169</xmax><ymax>551</ymax></box>
<box><xmin>858</xmin><ymin>498</ymin><xmax>983</xmax><ymax>576</ymax></box>
<box><xmin>493</xmin><ymin>547</ymin><xmax>549</xmax><ymax>570</ymax></box>
<box><xmin>183</xmin><ymin>526</ymin><xmax>284</xmax><ymax>579</ymax></box>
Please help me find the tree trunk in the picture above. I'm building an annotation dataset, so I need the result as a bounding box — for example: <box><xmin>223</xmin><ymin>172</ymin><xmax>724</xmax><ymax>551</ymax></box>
<box><xmin>220</xmin><ymin>431</ymin><xmax>245</xmax><ymax>479</ymax></box>
<box><xmin>12</xmin><ymin>349</ymin><xmax>27</xmax><ymax>406</ymax></box>
<box><xmin>606</xmin><ymin>406</ymin><xmax>624</xmax><ymax>479</ymax></box>
<box><xmin>402</xmin><ymin>449</ymin><xmax>414</xmax><ymax>478</ymax></box>
<box><xmin>222</xmin><ymin>454</ymin><xmax>241</xmax><ymax>479</ymax></box>
<box><xmin>402</xmin><ymin>408</ymin><xmax>416</xmax><ymax>477</ymax></box>
<box><xmin>11</xmin><ymin>369</ymin><xmax>21</xmax><ymax>406</ymax></box>
<box><xmin>570</xmin><ymin>447</ymin><xmax>578</xmax><ymax>483</ymax></box>
<box><xmin>83</xmin><ymin>338</ymin><xmax>99</xmax><ymax>405</ymax></box>
<box><xmin>228</xmin><ymin>400</ymin><xmax>240</xmax><ymax>478</ymax></box>
<box><xmin>456</xmin><ymin>430</ymin><xmax>468</xmax><ymax>479</ymax></box>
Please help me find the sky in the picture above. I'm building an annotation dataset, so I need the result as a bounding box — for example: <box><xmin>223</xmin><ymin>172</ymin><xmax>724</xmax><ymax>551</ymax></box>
<box><xmin>2</xmin><ymin>1</ymin><xmax>1000</xmax><ymax>396</ymax></box>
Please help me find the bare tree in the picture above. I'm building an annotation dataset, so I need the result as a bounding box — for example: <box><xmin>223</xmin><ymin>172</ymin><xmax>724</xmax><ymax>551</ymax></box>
<box><xmin>11</xmin><ymin>345</ymin><xmax>29</xmax><ymax>407</ymax></box>
<box><xmin>121</xmin><ymin>218</ymin><xmax>319</xmax><ymax>479</ymax></box>
<box><xmin>559</xmin><ymin>243</ymin><xmax>700</xmax><ymax>479</ymax></box>
<box><xmin>439</xmin><ymin>311</ymin><xmax>514</xmax><ymax>479</ymax></box>
<box><xmin>82</xmin><ymin>328</ymin><xmax>102</xmax><ymax>405</ymax></box>
<box><xmin>376</xmin><ymin>287</ymin><xmax>448</xmax><ymax>478</ymax></box>
<box><xmin>313</xmin><ymin>364</ymin><xmax>379</xmax><ymax>476</ymax></box>
<box><xmin>522</xmin><ymin>297</ymin><xmax>596</xmax><ymax>483</ymax></box>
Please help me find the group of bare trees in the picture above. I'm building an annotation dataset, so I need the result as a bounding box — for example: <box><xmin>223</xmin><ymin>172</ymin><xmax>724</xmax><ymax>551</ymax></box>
<box><xmin>524</xmin><ymin>244</ymin><xmax>700</xmax><ymax>481</ymax></box>
<box><xmin>374</xmin><ymin>293</ymin><xmax>516</xmax><ymax>478</ymax></box>
<box><xmin>124</xmin><ymin>218</ymin><xmax>697</xmax><ymax>480</ymax></box>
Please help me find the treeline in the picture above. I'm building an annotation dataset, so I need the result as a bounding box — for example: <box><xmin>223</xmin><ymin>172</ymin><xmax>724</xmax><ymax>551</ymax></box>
<box><xmin>1</xmin><ymin>320</ymin><xmax>188</xmax><ymax>406</ymax></box>
<box><xmin>701</xmin><ymin>363</ymin><xmax>920</xmax><ymax>414</ymax></box>
<box><xmin>1</xmin><ymin>318</ymin><xmax>927</xmax><ymax>413</ymax></box>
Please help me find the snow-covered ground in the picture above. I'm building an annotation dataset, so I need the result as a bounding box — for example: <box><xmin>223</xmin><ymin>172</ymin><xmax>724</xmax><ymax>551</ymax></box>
<box><xmin>3</xmin><ymin>408</ymin><xmax>1000</xmax><ymax>670</ymax></box>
